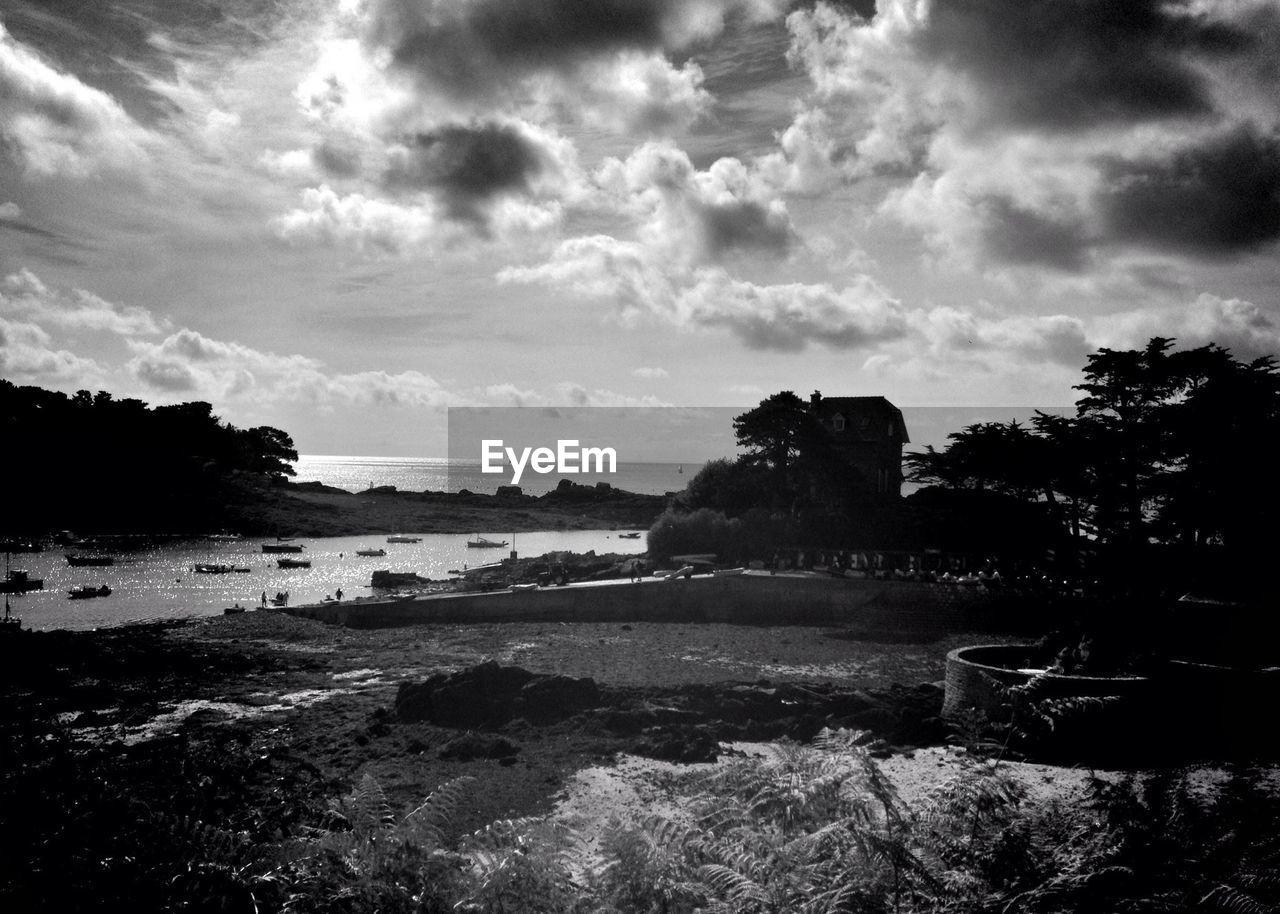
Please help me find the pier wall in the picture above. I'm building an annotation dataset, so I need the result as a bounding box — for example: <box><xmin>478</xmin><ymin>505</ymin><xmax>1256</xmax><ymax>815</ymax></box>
<box><xmin>274</xmin><ymin>573</ymin><xmax>1025</xmax><ymax>631</ymax></box>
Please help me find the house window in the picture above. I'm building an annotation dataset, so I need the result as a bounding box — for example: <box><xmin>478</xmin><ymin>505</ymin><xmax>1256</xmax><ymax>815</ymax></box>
<box><xmin>833</xmin><ymin>415</ymin><xmax>845</xmax><ymax>432</ymax></box>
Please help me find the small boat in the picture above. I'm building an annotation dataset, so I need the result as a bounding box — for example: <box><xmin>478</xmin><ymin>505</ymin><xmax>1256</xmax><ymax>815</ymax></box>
<box><xmin>617</xmin><ymin>532</ymin><xmax>642</xmax><ymax>539</ymax></box>
<box><xmin>194</xmin><ymin>563</ymin><xmax>235</xmax><ymax>574</ymax></box>
<box><xmin>269</xmin><ymin>592</ymin><xmax>289</xmax><ymax>606</ymax></box>
<box><xmin>466</xmin><ymin>535</ymin><xmax>508</xmax><ymax>548</ymax></box>
<box><xmin>277</xmin><ymin>558</ymin><xmax>311</xmax><ymax>569</ymax></box>
<box><xmin>510</xmin><ymin>583</ymin><xmax>539</xmax><ymax>592</ymax></box>
<box><xmin>0</xmin><ymin>569</ymin><xmax>43</xmax><ymax>594</ymax></box>
<box><xmin>224</xmin><ymin>605</ymin><xmax>247</xmax><ymax>615</ymax></box>
<box><xmin>355</xmin><ymin>548</ymin><xmax>387</xmax><ymax>557</ymax></box>
<box><xmin>232</xmin><ymin>566</ymin><xmax>252</xmax><ymax>573</ymax></box>
<box><xmin>68</xmin><ymin>585</ymin><xmax>111</xmax><ymax>600</ymax></box>
<box><xmin>711</xmin><ymin>567</ymin><xmax>746</xmax><ymax>576</ymax></box>
<box><xmin>262</xmin><ymin>543</ymin><xmax>305</xmax><ymax>554</ymax></box>
<box><xmin>67</xmin><ymin>554</ymin><xmax>114</xmax><ymax>566</ymax></box>
<box><xmin>386</xmin><ymin>535</ymin><xmax>421</xmax><ymax>543</ymax></box>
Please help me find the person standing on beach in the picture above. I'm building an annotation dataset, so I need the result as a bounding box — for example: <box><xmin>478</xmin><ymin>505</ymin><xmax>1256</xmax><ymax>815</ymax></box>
<box><xmin>261</xmin><ymin>591</ymin><xmax>267</xmax><ymax>606</ymax></box>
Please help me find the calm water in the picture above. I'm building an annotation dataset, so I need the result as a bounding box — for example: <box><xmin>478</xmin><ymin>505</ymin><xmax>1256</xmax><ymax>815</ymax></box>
<box><xmin>292</xmin><ymin>455</ymin><xmax>699</xmax><ymax>497</ymax></box>
<box><xmin>6</xmin><ymin>530</ymin><xmax>647</xmax><ymax>632</ymax></box>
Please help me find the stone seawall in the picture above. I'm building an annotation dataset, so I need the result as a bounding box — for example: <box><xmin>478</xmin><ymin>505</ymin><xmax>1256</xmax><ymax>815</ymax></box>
<box><xmin>273</xmin><ymin>572</ymin><xmax>1022</xmax><ymax>631</ymax></box>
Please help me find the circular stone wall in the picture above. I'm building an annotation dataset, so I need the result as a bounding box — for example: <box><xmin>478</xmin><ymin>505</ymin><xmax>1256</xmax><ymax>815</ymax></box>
<box><xmin>942</xmin><ymin>644</ymin><xmax>1153</xmax><ymax>720</ymax></box>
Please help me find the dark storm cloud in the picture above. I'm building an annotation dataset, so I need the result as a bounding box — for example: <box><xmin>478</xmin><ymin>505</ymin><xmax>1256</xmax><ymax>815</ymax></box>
<box><xmin>367</xmin><ymin>0</ymin><xmax>732</xmax><ymax>99</ymax></box>
<box><xmin>914</xmin><ymin>0</ymin><xmax>1267</xmax><ymax>130</ymax></box>
<box><xmin>313</xmin><ymin>140</ymin><xmax>363</xmax><ymax>178</ymax></box>
<box><xmin>700</xmin><ymin>199</ymin><xmax>795</xmax><ymax>259</ymax></box>
<box><xmin>1099</xmin><ymin>124</ymin><xmax>1280</xmax><ymax>256</ymax></box>
<box><xmin>382</xmin><ymin>122</ymin><xmax>546</xmax><ymax>222</ymax></box>
<box><xmin>978</xmin><ymin>196</ymin><xmax>1091</xmax><ymax>271</ymax></box>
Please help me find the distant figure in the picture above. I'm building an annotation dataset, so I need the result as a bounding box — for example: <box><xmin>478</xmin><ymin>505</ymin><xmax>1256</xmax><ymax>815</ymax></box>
<box><xmin>261</xmin><ymin>591</ymin><xmax>267</xmax><ymax>606</ymax></box>
<box><xmin>336</xmin><ymin>587</ymin><xmax>343</xmax><ymax>601</ymax></box>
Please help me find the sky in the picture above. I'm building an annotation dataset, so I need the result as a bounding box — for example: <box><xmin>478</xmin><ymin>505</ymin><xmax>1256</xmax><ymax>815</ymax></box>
<box><xmin>2</xmin><ymin>0</ymin><xmax>1279</xmax><ymax>458</ymax></box>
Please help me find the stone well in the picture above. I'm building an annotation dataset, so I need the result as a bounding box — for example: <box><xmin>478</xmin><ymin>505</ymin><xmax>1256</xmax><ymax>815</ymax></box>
<box><xmin>942</xmin><ymin>643</ymin><xmax>1154</xmax><ymax>720</ymax></box>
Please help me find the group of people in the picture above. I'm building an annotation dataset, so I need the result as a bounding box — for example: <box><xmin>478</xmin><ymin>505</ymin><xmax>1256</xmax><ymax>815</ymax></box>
<box><xmin>260</xmin><ymin>590</ymin><xmax>290</xmax><ymax>606</ymax></box>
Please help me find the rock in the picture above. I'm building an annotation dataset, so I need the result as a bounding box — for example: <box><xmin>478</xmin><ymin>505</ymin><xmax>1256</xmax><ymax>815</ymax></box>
<box><xmin>439</xmin><ymin>732</ymin><xmax>520</xmax><ymax>761</ymax></box>
<box><xmin>395</xmin><ymin>661</ymin><xmax>536</xmax><ymax>728</ymax></box>
<box><xmin>599</xmin><ymin>707</ymin><xmax>657</xmax><ymax>734</ymax></box>
<box><xmin>514</xmin><ymin>674</ymin><xmax>601</xmax><ymax>723</ymax></box>
<box><xmin>634</xmin><ymin>728</ymin><xmax>719</xmax><ymax>764</ymax></box>
<box><xmin>848</xmin><ymin>707</ymin><xmax>899</xmax><ymax>734</ymax></box>
<box><xmin>395</xmin><ymin>662</ymin><xmax>602</xmax><ymax>729</ymax></box>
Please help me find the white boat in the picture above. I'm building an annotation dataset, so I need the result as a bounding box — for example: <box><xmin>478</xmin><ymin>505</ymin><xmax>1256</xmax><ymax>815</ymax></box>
<box><xmin>356</xmin><ymin>548</ymin><xmax>387</xmax><ymax>557</ymax></box>
<box><xmin>467</xmin><ymin>535</ymin><xmax>508</xmax><ymax>548</ymax></box>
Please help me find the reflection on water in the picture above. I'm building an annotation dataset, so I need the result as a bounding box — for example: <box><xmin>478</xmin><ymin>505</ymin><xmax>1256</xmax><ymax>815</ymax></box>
<box><xmin>7</xmin><ymin>530</ymin><xmax>647</xmax><ymax>632</ymax></box>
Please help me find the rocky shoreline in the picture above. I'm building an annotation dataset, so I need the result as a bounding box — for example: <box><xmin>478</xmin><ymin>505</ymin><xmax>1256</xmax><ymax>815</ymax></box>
<box><xmin>222</xmin><ymin>477</ymin><xmax>669</xmax><ymax>538</ymax></box>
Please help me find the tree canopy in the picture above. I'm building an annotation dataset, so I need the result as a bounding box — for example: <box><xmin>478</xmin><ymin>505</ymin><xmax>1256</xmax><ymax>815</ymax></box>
<box><xmin>904</xmin><ymin>338</ymin><xmax>1280</xmax><ymax>591</ymax></box>
<box><xmin>1</xmin><ymin>381</ymin><xmax>298</xmax><ymax>534</ymax></box>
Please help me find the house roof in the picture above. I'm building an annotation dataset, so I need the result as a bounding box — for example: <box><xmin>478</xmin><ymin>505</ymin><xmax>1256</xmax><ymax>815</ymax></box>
<box><xmin>811</xmin><ymin>395</ymin><xmax>910</xmax><ymax>443</ymax></box>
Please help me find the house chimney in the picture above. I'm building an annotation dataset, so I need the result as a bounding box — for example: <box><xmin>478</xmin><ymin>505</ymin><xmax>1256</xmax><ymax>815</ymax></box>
<box><xmin>810</xmin><ymin>390</ymin><xmax>822</xmax><ymax>410</ymax></box>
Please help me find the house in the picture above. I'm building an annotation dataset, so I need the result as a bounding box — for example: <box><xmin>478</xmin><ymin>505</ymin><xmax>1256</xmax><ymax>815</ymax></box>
<box><xmin>808</xmin><ymin>391</ymin><xmax>910</xmax><ymax>499</ymax></box>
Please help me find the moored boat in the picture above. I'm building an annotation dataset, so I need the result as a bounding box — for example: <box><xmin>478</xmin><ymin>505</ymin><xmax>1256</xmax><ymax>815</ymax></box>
<box><xmin>277</xmin><ymin>558</ymin><xmax>311</xmax><ymax>569</ymax></box>
<box><xmin>67</xmin><ymin>554</ymin><xmax>114</xmax><ymax>566</ymax></box>
<box><xmin>0</xmin><ymin>569</ymin><xmax>43</xmax><ymax>593</ymax></box>
<box><xmin>194</xmin><ymin>563</ymin><xmax>234</xmax><ymax>574</ymax></box>
<box><xmin>617</xmin><ymin>532</ymin><xmax>642</xmax><ymax>539</ymax></box>
<box><xmin>68</xmin><ymin>585</ymin><xmax>111</xmax><ymax>600</ymax></box>
<box><xmin>386</xmin><ymin>535</ymin><xmax>421</xmax><ymax>543</ymax></box>
<box><xmin>262</xmin><ymin>543</ymin><xmax>305</xmax><ymax>554</ymax></box>
<box><xmin>355</xmin><ymin>547</ymin><xmax>387</xmax><ymax>557</ymax></box>
<box><xmin>467</xmin><ymin>535</ymin><xmax>508</xmax><ymax>548</ymax></box>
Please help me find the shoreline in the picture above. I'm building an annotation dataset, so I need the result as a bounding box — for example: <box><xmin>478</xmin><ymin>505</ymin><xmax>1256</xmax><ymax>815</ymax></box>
<box><xmin>2</xmin><ymin>478</ymin><xmax>671</xmax><ymax>540</ymax></box>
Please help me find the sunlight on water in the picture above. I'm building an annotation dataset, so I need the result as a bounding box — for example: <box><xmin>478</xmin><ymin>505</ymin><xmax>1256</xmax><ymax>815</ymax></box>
<box><xmin>8</xmin><ymin>530</ymin><xmax>647</xmax><ymax>632</ymax></box>
<box><xmin>292</xmin><ymin>455</ymin><xmax>698</xmax><ymax>496</ymax></box>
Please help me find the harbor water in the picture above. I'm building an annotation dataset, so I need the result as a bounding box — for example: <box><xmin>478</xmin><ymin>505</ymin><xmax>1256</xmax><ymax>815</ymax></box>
<box><xmin>6</xmin><ymin>530</ymin><xmax>647</xmax><ymax>632</ymax></box>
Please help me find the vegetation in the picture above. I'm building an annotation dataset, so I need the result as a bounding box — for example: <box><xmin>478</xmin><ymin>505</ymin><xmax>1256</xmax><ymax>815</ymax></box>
<box><xmin>7</xmin><ymin>720</ymin><xmax>1276</xmax><ymax>914</ymax></box>
<box><xmin>661</xmin><ymin>338</ymin><xmax>1279</xmax><ymax>597</ymax></box>
<box><xmin>906</xmin><ymin>338</ymin><xmax>1280</xmax><ymax>597</ymax></box>
<box><xmin>0</xmin><ymin>380</ymin><xmax>298</xmax><ymax>534</ymax></box>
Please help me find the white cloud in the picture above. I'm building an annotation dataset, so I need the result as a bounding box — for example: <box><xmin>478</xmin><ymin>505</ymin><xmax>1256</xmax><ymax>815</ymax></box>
<box><xmin>272</xmin><ymin>185</ymin><xmax>455</xmax><ymax>254</ymax></box>
<box><xmin>632</xmin><ymin>366</ymin><xmax>669</xmax><ymax>378</ymax></box>
<box><xmin>593</xmin><ymin>142</ymin><xmax>796</xmax><ymax>264</ymax></box>
<box><xmin>0</xmin><ymin>315</ymin><xmax>103</xmax><ymax>384</ymax></box>
<box><xmin>0</xmin><ymin>201</ymin><xmax>20</xmax><ymax>220</ymax></box>
<box><xmin>1093</xmin><ymin>294</ymin><xmax>1280</xmax><ymax>362</ymax></box>
<box><xmin>125</xmin><ymin>327</ymin><xmax>457</xmax><ymax>408</ymax></box>
<box><xmin>501</xmin><ymin>232</ymin><xmax>908</xmax><ymax>352</ymax></box>
<box><xmin>0</xmin><ymin>23</ymin><xmax>149</xmax><ymax>177</ymax></box>
<box><xmin>1</xmin><ymin>269</ymin><xmax>165</xmax><ymax>336</ymax></box>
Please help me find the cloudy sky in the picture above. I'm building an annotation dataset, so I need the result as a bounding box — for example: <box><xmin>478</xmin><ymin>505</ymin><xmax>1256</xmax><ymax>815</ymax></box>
<box><xmin>2</xmin><ymin>0</ymin><xmax>1279</xmax><ymax>456</ymax></box>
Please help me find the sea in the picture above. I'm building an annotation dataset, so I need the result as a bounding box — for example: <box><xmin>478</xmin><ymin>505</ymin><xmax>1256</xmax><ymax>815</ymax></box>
<box><xmin>7</xmin><ymin>531</ymin><xmax>648</xmax><ymax>633</ymax></box>
<box><xmin>8</xmin><ymin>455</ymin><xmax>681</xmax><ymax>633</ymax></box>
<box><xmin>291</xmin><ymin>455</ymin><xmax>699</xmax><ymax>497</ymax></box>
